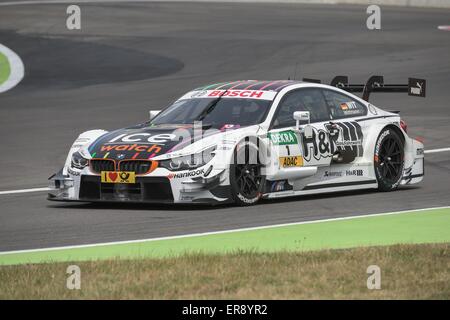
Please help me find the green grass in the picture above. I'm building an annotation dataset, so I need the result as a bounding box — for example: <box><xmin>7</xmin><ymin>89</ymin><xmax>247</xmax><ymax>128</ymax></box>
<box><xmin>1</xmin><ymin>208</ymin><xmax>449</xmax><ymax>266</ymax></box>
<box><xmin>1</xmin><ymin>244</ymin><xmax>449</xmax><ymax>299</ymax></box>
<box><xmin>0</xmin><ymin>52</ymin><xmax>11</xmax><ymax>85</ymax></box>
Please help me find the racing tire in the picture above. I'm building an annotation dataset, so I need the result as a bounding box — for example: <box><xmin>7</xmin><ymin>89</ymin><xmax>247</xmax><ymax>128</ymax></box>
<box><xmin>374</xmin><ymin>127</ymin><xmax>405</xmax><ymax>191</ymax></box>
<box><xmin>229</xmin><ymin>139</ymin><xmax>264</xmax><ymax>206</ymax></box>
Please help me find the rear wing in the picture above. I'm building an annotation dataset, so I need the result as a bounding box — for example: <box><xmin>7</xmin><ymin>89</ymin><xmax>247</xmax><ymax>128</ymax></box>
<box><xmin>302</xmin><ymin>76</ymin><xmax>426</xmax><ymax>101</ymax></box>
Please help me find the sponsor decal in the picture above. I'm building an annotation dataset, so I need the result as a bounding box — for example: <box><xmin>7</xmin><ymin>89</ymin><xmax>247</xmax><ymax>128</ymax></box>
<box><xmin>269</xmin><ymin>180</ymin><xmax>293</xmax><ymax>193</ymax></box>
<box><xmin>68</xmin><ymin>167</ymin><xmax>81</xmax><ymax>176</ymax></box>
<box><xmin>108</xmin><ymin>133</ymin><xmax>177</xmax><ymax>145</ymax></box>
<box><xmin>300</xmin><ymin>121</ymin><xmax>363</xmax><ymax>163</ymax></box>
<box><xmin>268</xmin><ymin>130</ymin><xmax>298</xmax><ymax>145</ymax></box>
<box><xmin>301</xmin><ymin>128</ymin><xmax>332</xmax><ymax>162</ymax></box>
<box><xmin>416</xmin><ymin>148</ymin><xmax>424</xmax><ymax>156</ymax></box>
<box><xmin>220</xmin><ymin>124</ymin><xmax>240</xmax><ymax>131</ymax></box>
<box><xmin>408</xmin><ymin>78</ymin><xmax>426</xmax><ymax>98</ymax></box>
<box><xmin>208</xmin><ymin>90</ymin><xmax>265</xmax><ymax>98</ymax></box>
<box><xmin>180</xmin><ymin>194</ymin><xmax>195</xmax><ymax>201</ymax></box>
<box><xmin>346</xmin><ymin>169</ymin><xmax>364</xmax><ymax>176</ymax></box>
<box><xmin>190</xmin><ymin>90</ymin><xmax>208</xmax><ymax>98</ymax></box>
<box><xmin>340</xmin><ymin>101</ymin><xmax>361</xmax><ymax>115</ymax></box>
<box><xmin>279</xmin><ymin>156</ymin><xmax>303</xmax><ymax>168</ymax></box>
<box><xmin>323</xmin><ymin>122</ymin><xmax>364</xmax><ymax>163</ymax></box>
<box><xmin>375</xmin><ymin>129</ymin><xmax>390</xmax><ymax>161</ymax></box>
<box><xmin>178</xmin><ymin>90</ymin><xmax>277</xmax><ymax>101</ymax></box>
<box><xmin>336</xmin><ymin>140</ymin><xmax>362</xmax><ymax>147</ymax></box>
<box><xmin>101</xmin><ymin>171</ymin><xmax>136</xmax><ymax>184</ymax></box>
<box><xmin>324</xmin><ymin>170</ymin><xmax>343</xmax><ymax>177</ymax></box>
<box><xmin>100</xmin><ymin>144</ymin><xmax>162</xmax><ymax>154</ymax></box>
<box><xmin>168</xmin><ymin>168</ymin><xmax>205</xmax><ymax>180</ymax></box>
<box><xmin>322</xmin><ymin>168</ymin><xmax>365</xmax><ymax>180</ymax></box>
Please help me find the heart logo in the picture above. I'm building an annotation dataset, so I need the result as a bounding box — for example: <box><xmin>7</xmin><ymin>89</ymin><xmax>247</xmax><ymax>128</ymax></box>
<box><xmin>108</xmin><ymin>172</ymin><xmax>118</xmax><ymax>182</ymax></box>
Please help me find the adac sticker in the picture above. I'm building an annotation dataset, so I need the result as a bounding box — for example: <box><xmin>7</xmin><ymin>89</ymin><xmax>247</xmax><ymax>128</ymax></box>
<box><xmin>268</xmin><ymin>130</ymin><xmax>298</xmax><ymax>145</ymax></box>
<box><xmin>279</xmin><ymin>156</ymin><xmax>303</xmax><ymax>168</ymax></box>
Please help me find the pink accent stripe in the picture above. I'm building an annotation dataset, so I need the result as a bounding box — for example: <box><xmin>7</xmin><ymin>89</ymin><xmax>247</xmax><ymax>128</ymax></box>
<box><xmin>132</xmin><ymin>152</ymin><xmax>139</xmax><ymax>160</ymax></box>
<box><xmin>216</xmin><ymin>81</ymin><xmax>237</xmax><ymax>89</ymax></box>
<box><xmin>243</xmin><ymin>81</ymin><xmax>263</xmax><ymax>90</ymax></box>
<box><xmin>273</xmin><ymin>81</ymin><xmax>293</xmax><ymax>91</ymax></box>
<box><xmin>228</xmin><ymin>81</ymin><xmax>245</xmax><ymax>89</ymax></box>
<box><xmin>259</xmin><ymin>81</ymin><xmax>280</xmax><ymax>90</ymax></box>
<box><xmin>148</xmin><ymin>153</ymin><xmax>156</xmax><ymax>159</ymax></box>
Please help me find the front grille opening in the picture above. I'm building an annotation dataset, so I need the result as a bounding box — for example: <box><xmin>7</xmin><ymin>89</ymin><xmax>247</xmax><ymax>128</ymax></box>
<box><xmin>119</xmin><ymin>160</ymin><xmax>154</xmax><ymax>175</ymax></box>
<box><xmin>90</xmin><ymin>159</ymin><xmax>115</xmax><ymax>174</ymax></box>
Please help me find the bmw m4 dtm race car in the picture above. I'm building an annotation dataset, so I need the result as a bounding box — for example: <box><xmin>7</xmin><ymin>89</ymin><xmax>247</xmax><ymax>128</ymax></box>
<box><xmin>48</xmin><ymin>76</ymin><xmax>426</xmax><ymax>206</ymax></box>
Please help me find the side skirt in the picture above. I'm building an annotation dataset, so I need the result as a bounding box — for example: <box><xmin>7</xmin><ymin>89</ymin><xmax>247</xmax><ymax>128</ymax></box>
<box><xmin>264</xmin><ymin>180</ymin><xmax>378</xmax><ymax>199</ymax></box>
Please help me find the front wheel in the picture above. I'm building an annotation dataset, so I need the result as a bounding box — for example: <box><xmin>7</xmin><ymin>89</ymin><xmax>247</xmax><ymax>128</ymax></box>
<box><xmin>229</xmin><ymin>140</ymin><xmax>264</xmax><ymax>206</ymax></box>
<box><xmin>374</xmin><ymin>128</ymin><xmax>404</xmax><ymax>191</ymax></box>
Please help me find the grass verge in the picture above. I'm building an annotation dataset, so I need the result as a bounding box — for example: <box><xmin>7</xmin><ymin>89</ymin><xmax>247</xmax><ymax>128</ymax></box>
<box><xmin>0</xmin><ymin>52</ymin><xmax>10</xmax><ymax>85</ymax></box>
<box><xmin>0</xmin><ymin>243</ymin><xmax>448</xmax><ymax>299</ymax></box>
<box><xmin>0</xmin><ymin>208</ymin><xmax>449</xmax><ymax>265</ymax></box>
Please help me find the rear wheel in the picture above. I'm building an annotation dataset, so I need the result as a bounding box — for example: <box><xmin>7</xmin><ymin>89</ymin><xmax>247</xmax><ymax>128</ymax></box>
<box><xmin>229</xmin><ymin>140</ymin><xmax>264</xmax><ymax>206</ymax></box>
<box><xmin>374</xmin><ymin>128</ymin><xmax>404</xmax><ymax>191</ymax></box>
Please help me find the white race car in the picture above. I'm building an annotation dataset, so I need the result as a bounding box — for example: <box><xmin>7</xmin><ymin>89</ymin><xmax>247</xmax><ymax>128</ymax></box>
<box><xmin>48</xmin><ymin>76</ymin><xmax>426</xmax><ymax>206</ymax></box>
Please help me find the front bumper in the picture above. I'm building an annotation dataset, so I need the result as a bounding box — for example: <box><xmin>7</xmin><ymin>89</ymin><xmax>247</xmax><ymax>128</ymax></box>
<box><xmin>48</xmin><ymin>167</ymin><xmax>232</xmax><ymax>205</ymax></box>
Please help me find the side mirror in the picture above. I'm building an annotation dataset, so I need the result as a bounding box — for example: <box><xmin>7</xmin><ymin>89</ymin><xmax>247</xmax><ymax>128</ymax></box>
<box><xmin>293</xmin><ymin>111</ymin><xmax>313</xmax><ymax>138</ymax></box>
<box><xmin>293</xmin><ymin>111</ymin><xmax>310</xmax><ymax>129</ymax></box>
<box><xmin>149</xmin><ymin>110</ymin><xmax>161</xmax><ymax>121</ymax></box>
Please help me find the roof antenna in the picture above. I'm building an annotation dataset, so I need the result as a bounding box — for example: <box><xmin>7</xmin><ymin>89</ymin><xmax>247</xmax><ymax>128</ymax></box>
<box><xmin>293</xmin><ymin>61</ymin><xmax>300</xmax><ymax>80</ymax></box>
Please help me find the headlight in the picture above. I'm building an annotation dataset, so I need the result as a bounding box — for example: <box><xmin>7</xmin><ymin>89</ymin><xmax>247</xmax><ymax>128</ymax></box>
<box><xmin>160</xmin><ymin>146</ymin><xmax>216</xmax><ymax>171</ymax></box>
<box><xmin>71</xmin><ymin>151</ymin><xmax>89</xmax><ymax>169</ymax></box>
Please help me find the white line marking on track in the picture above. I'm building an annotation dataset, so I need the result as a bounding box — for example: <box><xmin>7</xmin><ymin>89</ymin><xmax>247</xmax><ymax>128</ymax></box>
<box><xmin>438</xmin><ymin>25</ymin><xmax>450</xmax><ymax>31</ymax></box>
<box><xmin>0</xmin><ymin>43</ymin><xmax>25</xmax><ymax>93</ymax></box>
<box><xmin>0</xmin><ymin>187</ymin><xmax>50</xmax><ymax>195</ymax></box>
<box><xmin>0</xmin><ymin>206</ymin><xmax>448</xmax><ymax>256</ymax></box>
<box><xmin>424</xmin><ymin>147</ymin><xmax>450</xmax><ymax>154</ymax></box>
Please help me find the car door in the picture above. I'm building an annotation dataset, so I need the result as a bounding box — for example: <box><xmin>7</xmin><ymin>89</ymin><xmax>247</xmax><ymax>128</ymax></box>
<box><xmin>267</xmin><ymin>88</ymin><xmax>333</xmax><ymax>172</ymax></box>
<box><xmin>321</xmin><ymin>89</ymin><xmax>368</xmax><ymax>164</ymax></box>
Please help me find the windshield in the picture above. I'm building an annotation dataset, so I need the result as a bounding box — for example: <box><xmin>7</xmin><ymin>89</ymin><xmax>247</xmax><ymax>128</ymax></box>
<box><xmin>150</xmin><ymin>98</ymin><xmax>272</xmax><ymax>129</ymax></box>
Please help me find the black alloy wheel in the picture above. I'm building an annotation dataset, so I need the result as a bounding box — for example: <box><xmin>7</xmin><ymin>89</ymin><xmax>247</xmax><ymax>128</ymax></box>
<box><xmin>374</xmin><ymin>128</ymin><xmax>404</xmax><ymax>191</ymax></box>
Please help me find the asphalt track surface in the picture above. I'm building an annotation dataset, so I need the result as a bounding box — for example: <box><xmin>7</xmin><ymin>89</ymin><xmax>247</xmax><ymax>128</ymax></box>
<box><xmin>0</xmin><ymin>2</ymin><xmax>449</xmax><ymax>251</ymax></box>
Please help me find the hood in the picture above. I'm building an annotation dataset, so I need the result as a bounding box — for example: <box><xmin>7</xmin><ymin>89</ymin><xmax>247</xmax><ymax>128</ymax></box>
<box><xmin>86</xmin><ymin>123</ymin><xmax>249</xmax><ymax>161</ymax></box>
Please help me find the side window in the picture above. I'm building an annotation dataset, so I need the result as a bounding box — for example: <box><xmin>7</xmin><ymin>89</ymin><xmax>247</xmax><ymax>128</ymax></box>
<box><xmin>272</xmin><ymin>88</ymin><xmax>330</xmax><ymax>128</ymax></box>
<box><xmin>322</xmin><ymin>90</ymin><xmax>367</xmax><ymax>119</ymax></box>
